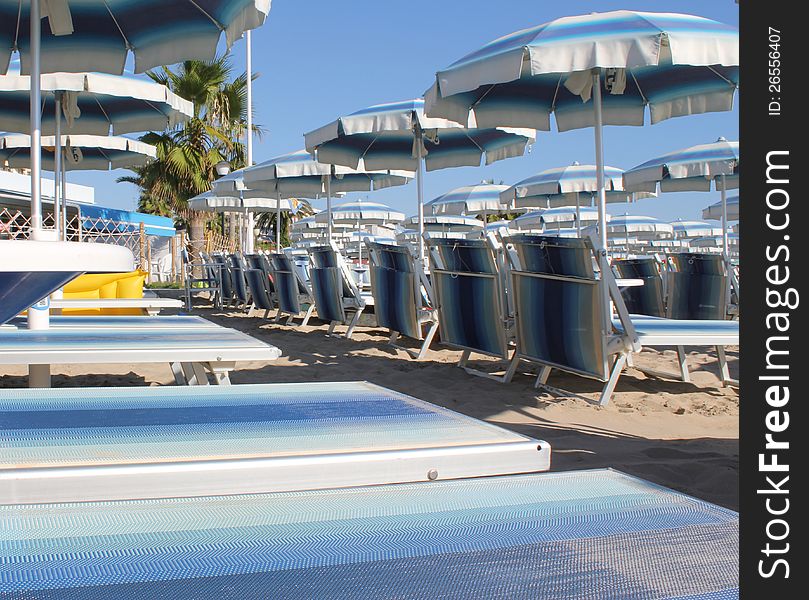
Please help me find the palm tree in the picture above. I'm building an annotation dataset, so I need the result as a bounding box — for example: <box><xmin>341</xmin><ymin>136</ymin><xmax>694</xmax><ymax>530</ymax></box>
<box><xmin>118</xmin><ymin>55</ymin><xmax>259</xmax><ymax>256</ymax></box>
<box><xmin>255</xmin><ymin>198</ymin><xmax>316</xmax><ymax>249</ymax></box>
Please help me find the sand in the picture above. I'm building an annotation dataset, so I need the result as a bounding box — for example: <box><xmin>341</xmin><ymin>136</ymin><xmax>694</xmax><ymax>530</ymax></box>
<box><xmin>0</xmin><ymin>306</ymin><xmax>739</xmax><ymax>509</ymax></box>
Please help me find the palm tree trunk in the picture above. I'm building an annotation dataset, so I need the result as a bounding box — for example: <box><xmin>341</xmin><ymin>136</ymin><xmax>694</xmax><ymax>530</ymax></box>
<box><xmin>189</xmin><ymin>212</ymin><xmax>206</xmax><ymax>278</ymax></box>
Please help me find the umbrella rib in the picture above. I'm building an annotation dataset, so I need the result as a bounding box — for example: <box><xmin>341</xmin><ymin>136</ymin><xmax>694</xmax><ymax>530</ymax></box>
<box><xmin>706</xmin><ymin>66</ymin><xmax>737</xmax><ymax>87</ymax></box>
<box><xmin>102</xmin><ymin>1</ymin><xmax>134</xmax><ymax>49</ymax></box>
<box><xmin>550</xmin><ymin>74</ymin><xmax>563</xmax><ymax>113</ymax></box>
<box><xmin>13</xmin><ymin>1</ymin><xmax>21</xmax><ymax>51</ymax></box>
<box><xmin>629</xmin><ymin>71</ymin><xmax>649</xmax><ymax>105</ymax></box>
<box><xmin>92</xmin><ymin>96</ymin><xmax>114</xmax><ymax>135</ymax></box>
<box><xmin>186</xmin><ymin>0</ymin><xmax>227</xmax><ymax>30</ymax></box>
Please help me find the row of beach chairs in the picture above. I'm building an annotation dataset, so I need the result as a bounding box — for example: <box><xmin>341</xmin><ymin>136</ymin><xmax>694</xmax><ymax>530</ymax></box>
<box><xmin>184</xmin><ymin>235</ymin><xmax>738</xmax><ymax>406</ymax></box>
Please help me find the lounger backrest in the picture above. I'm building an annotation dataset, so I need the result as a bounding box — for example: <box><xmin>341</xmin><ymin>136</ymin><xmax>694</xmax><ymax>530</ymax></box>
<box><xmin>228</xmin><ymin>254</ymin><xmax>251</xmax><ymax>304</ymax></box>
<box><xmin>308</xmin><ymin>247</ymin><xmax>349</xmax><ymax>323</ymax></box>
<box><xmin>269</xmin><ymin>253</ymin><xmax>302</xmax><ymax>315</ymax></box>
<box><xmin>613</xmin><ymin>257</ymin><xmax>665</xmax><ymax>317</ymax></box>
<box><xmin>367</xmin><ymin>242</ymin><xmax>423</xmax><ymax>340</ymax></box>
<box><xmin>666</xmin><ymin>253</ymin><xmax>728</xmax><ymax>320</ymax></box>
<box><xmin>427</xmin><ymin>238</ymin><xmax>509</xmax><ymax>359</ymax></box>
<box><xmin>244</xmin><ymin>269</ymin><xmax>274</xmax><ymax>310</ymax></box>
<box><xmin>506</xmin><ymin>234</ymin><xmax>609</xmax><ymax>381</ymax></box>
<box><xmin>211</xmin><ymin>254</ymin><xmax>234</xmax><ymax>299</ymax></box>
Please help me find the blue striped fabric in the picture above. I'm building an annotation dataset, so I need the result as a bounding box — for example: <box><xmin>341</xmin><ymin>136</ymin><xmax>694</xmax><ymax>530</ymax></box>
<box><xmin>614</xmin><ymin>316</ymin><xmax>739</xmax><ymax>339</ymax></box>
<box><xmin>503</xmin><ymin>164</ymin><xmax>636</xmax><ymax>209</ymax></box>
<box><xmin>425</xmin><ymin>11</ymin><xmax>738</xmax><ymax>132</ymax></box>
<box><xmin>2</xmin><ymin>1</ymin><xmax>272</xmax><ymax>75</ymax></box>
<box><xmin>305</xmin><ymin>98</ymin><xmax>535</xmax><ymax>173</ymax></box>
<box><xmin>666</xmin><ymin>253</ymin><xmax>728</xmax><ymax>320</ymax></box>
<box><xmin>4</xmin><ymin>315</ymin><xmax>218</xmax><ymax>329</ymax></box>
<box><xmin>268</xmin><ymin>254</ymin><xmax>302</xmax><ymax>315</ymax></box>
<box><xmin>428</xmin><ymin>239</ymin><xmax>507</xmax><ymax>359</ymax></box>
<box><xmin>315</xmin><ymin>199</ymin><xmax>405</xmax><ymax>225</ymax></box>
<box><xmin>0</xmin><ymin>271</ymin><xmax>80</xmax><ymax>326</ymax></box>
<box><xmin>367</xmin><ymin>243</ymin><xmax>422</xmax><ymax>340</ymax></box>
<box><xmin>308</xmin><ymin>248</ymin><xmax>348</xmax><ymax>323</ymax></box>
<box><xmin>0</xmin><ymin>469</ymin><xmax>738</xmax><ymax>599</ymax></box>
<box><xmin>671</xmin><ymin>220</ymin><xmax>721</xmax><ymax>239</ymax></box>
<box><xmin>0</xmin><ymin>382</ymin><xmax>525</xmax><ymax>468</ymax></box>
<box><xmin>608</xmin><ymin>215</ymin><xmax>675</xmax><ymax>240</ymax></box>
<box><xmin>703</xmin><ymin>195</ymin><xmax>739</xmax><ymax>221</ymax></box>
<box><xmin>613</xmin><ymin>258</ymin><xmax>666</xmax><ymax>317</ymax></box>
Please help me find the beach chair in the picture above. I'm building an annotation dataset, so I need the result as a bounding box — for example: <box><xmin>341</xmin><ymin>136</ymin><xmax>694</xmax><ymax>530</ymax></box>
<box><xmin>426</xmin><ymin>237</ymin><xmax>514</xmax><ymax>379</ymax></box>
<box><xmin>307</xmin><ymin>245</ymin><xmax>369</xmax><ymax>339</ymax></box>
<box><xmin>666</xmin><ymin>253</ymin><xmax>729</xmax><ymax>320</ymax></box>
<box><xmin>243</xmin><ymin>253</ymin><xmax>276</xmax><ymax>318</ymax></box>
<box><xmin>267</xmin><ymin>253</ymin><xmax>315</xmax><ymax>326</ymax></box>
<box><xmin>228</xmin><ymin>253</ymin><xmax>252</xmax><ymax>310</ymax></box>
<box><xmin>181</xmin><ymin>249</ymin><xmax>222</xmax><ymax>310</ymax></box>
<box><xmin>613</xmin><ymin>257</ymin><xmax>665</xmax><ymax>317</ymax></box>
<box><xmin>0</xmin><ymin>322</ymin><xmax>281</xmax><ymax>386</ymax></box>
<box><xmin>210</xmin><ymin>253</ymin><xmax>236</xmax><ymax>307</ymax></box>
<box><xmin>503</xmin><ymin>234</ymin><xmax>737</xmax><ymax>404</ymax></box>
<box><xmin>366</xmin><ymin>241</ymin><xmax>439</xmax><ymax>359</ymax></box>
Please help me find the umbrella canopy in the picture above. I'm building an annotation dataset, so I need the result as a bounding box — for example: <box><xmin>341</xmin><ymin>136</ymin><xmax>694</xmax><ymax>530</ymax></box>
<box><xmin>425</xmin><ymin>183</ymin><xmax>510</xmax><ymax>216</ymax></box>
<box><xmin>403</xmin><ymin>214</ymin><xmax>483</xmax><ymax>233</ymax></box>
<box><xmin>188</xmin><ymin>190</ymin><xmax>294</xmax><ymax>214</ymax></box>
<box><xmin>501</xmin><ymin>163</ymin><xmax>643</xmax><ymax>210</ymax></box>
<box><xmin>425</xmin><ymin>11</ymin><xmax>738</xmax><ymax>132</ymax></box>
<box><xmin>510</xmin><ymin>207</ymin><xmax>602</xmax><ymax>232</ymax></box>
<box><xmin>315</xmin><ymin>199</ymin><xmax>405</xmax><ymax>226</ymax></box>
<box><xmin>0</xmin><ymin>133</ymin><xmax>155</xmax><ymax>170</ymax></box>
<box><xmin>690</xmin><ymin>233</ymin><xmax>740</xmax><ymax>249</ymax></box>
<box><xmin>607</xmin><ymin>215</ymin><xmax>675</xmax><ymax>241</ymax></box>
<box><xmin>671</xmin><ymin>219</ymin><xmax>721</xmax><ymax>239</ymax></box>
<box><xmin>0</xmin><ymin>71</ymin><xmax>193</xmax><ymax>135</ymax></box>
<box><xmin>623</xmin><ymin>138</ymin><xmax>739</xmax><ymax>194</ymax></box>
<box><xmin>2</xmin><ymin>0</ymin><xmax>272</xmax><ymax>75</ymax></box>
<box><xmin>304</xmin><ymin>97</ymin><xmax>535</xmax><ymax>266</ymax></box>
<box><xmin>703</xmin><ymin>195</ymin><xmax>739</xmax><ymax>221</ymax></box>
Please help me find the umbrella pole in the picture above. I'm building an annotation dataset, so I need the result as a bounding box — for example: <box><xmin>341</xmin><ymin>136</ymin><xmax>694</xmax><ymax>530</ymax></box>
<box><xmin>720</xmin><ymin>174</ymin><xmax>728</xmax><ymax>262</ymax></box>
<box><xmin>325</xmin><ymin>175</ymin><xmax>333</xmax><ymax>243</ymax></box>
<box><xmin>61</xmin><ymin>163</ymin><xmax>67</xmax><ymax>239</ymax></box>
<box><xmin>53</xmin><ymin>93</ymin><xmax>62</xmax><ymax>240</ymax></box>
<box><xmin>591</xmin><ymin>69</ymin><xmax>612</xmax><ymax>327</ymax></box>
<box><xmin>276</xmin><ymin>192</ymin><xmax>282</xmax><ymax>250</ymax></box>
<box><xmin>415</xmin><ymin>130</ymin><xmax>426</xmax><ymax>268</ymax></box>
<box><xmin>575</xmin><ymin>192</ymin><xmax>581</xmax><ymax>236</ymax></box>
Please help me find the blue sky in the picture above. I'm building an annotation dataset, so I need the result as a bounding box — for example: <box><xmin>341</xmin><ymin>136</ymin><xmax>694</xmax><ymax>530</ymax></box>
<box><xmin>65</xmin><ymin>0</ymin><xmax>739</xmax><ymax>223</ymax></box>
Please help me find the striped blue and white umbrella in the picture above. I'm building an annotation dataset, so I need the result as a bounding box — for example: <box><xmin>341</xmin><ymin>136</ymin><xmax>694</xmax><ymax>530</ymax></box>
<box><xmin>425</xmin><ymin>10</ymin><xmax>738</xmax><ymax>315</ymax></box>
<box><xmin>703</xmin><ymin>195</ymin><xmax>739</xmax><ymax>222</ymax></box>
<box><xmin>671</xmin><ymin>219</ymin><xmax>722</xmax><ymax>239</ymax></box>
<box><xmin>424</xmin><ymin>183</ymin><xmax>510</xmax><ymax>217</ymax></box>
<box><xmin>403</xmin><ymin>214</ymin><xmax>483</xmax><ymax>233</ymax></box>
<box><xmin>607</xmin><ymin>215</ymin><xmax>675</xmax><ymax>241</ymax></box>
<box><xmin>315</xmin><ymin>199</ymin><xmax>405</xmax><ymax>227</ymax></box>
<box><xmin>510</xmin><ymin>207</ymin><xmax>603</xmax><ymax>232</ymax></box>
<box><xmin>214</xmin><ymin>149</ymin><xmax>411</xmax><ymax>248</ymax></box>
<box><xmin>304</xmin><ymin>98</ymin><xmax>535</xmax><ymax>265</ymax></box>
<box><xmin>188</xmin><ymin>190</ymin><xmax>294</xmax><ymax>214</ymax></box>
<box><xmin>624</xmin><ymin>138</ymin><xmax>739</xmax><ymax>258</ymax></box>
<box><xmin>501</xmin><ymin>163</ymin><xmax>650</xmax><ymax>234</ymax></box>
<box><xmin>0</xmin><ymin>133</ymin><xmax>155</xmax><ymax>170</ymax></box>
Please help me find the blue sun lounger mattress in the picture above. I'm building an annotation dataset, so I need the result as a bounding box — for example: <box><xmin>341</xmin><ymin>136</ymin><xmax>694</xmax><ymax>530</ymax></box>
<box><xmin>0</xmin><ymin>382</ymin><xmax>549</xmax><ymax>503</ymax></box>
<box><xmin>0</xmin><ymin>469</ymin><xmax>739</xmax><ymax>599</ymax></box>
<box><xmin>3</xmin><ymin>315</ymin><xmax>219</xmax><ymax>329</ymax></box>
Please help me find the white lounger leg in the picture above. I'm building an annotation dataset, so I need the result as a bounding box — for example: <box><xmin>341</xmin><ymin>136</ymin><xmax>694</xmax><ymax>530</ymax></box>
<box><xmin>716</xmin><ymin>346</ymin><xmax>738</xmax><ymax>387</ymax></box>
<box><xmin>345</xmin><ymin>308</ymin><xmax>363</xmax><ymax>339</ymax></box>
<box><xmin>458</xmin><ymin>349</ymin><xmax>471</xmax><ymax>369</ymax></box>
<box><xmin>326</xmin><ymin>321</ymin><xmax>339</xmax><ymax>336</ymax></box>
<box><xmin>676</xmin><ymin>346</ymin><xmax>690</xmax><ymax>383</ymax></box>
<box><xmin>503</xmin><ymin>354</ymin><xmax>521</xmax><ymax>384</ymax></box>
<box><xmin>207</xmin><ymin>362</ymin><xmax>234</xmax><ymax>385</ymax></box>
<box><xmin>189</xmin><ymin>362</ymin><xmax>210</xmax><ymax>386</ymax></box>
<box><xmin>534</xmin><ymin>365</ymin><xmax>552</xmax><ymax>389</ymax></box>
<box><xmin>301</xmin><ymin>305</ymin><xmax>315</xmax><ymax>327</ymax></box>
<box><xmin>170</xmin><ymin>362</ymin><xmax>188</xmax><ymax>385</ymax></box>
<box><xmin>599</xmin><ymin>354</ymin><xmax>628</xmax><ymax>406</ymax></box>
<box><xmin>416</xmin><ymin>321</ymin><xmax>439</xmax><ymax>360</ymax></box>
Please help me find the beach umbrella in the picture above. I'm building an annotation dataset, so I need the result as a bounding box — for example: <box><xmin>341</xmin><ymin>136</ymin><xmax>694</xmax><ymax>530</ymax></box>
<box><xmin>214</xmin><ymin>150</ymin><xmax>411</xmax><ymax>249</ymax></box>
<box><xmin>500</xmin><ymin>163</ymin><xmax>648</xmax><ymax>234</ymax></box>
<box><xmin>316</xmin><ymin>199</ymin><xmax>405</xmax><ymax>265</ymax></box>
<box><xmin>6</xmin><ymin>0</ymin><xmax>270</xmax><ymax>246</ymax></box>
<box><xmin>0</xmin><ymin>133</ymin><xmax>155</xmax><ymax>170</ymax></box>
<box><xmin>403</xmin><ymin>214</ymin><xmax>483</xmax><ymax>234</ymax></box>
<box><xmin>671</xmin><ymin>219</ymin><xmax>722</xmax><ymax>239</ymax></box>
<box><xmin>425</xmin><ymin>183</ymin><xmax>510</xmax><ymax>218</ymax></box>
<box><xmin>624</xmin><ymin>138</ymin><xmax>739</xmax><ymax>258</ymax></box>
<box><xmin>703</xmin><ymin>194</ymin><xmax>739</xmax><ymax>222</ymax></box>
<box><xmin>424</xmin><ymin>10</ymin><xmax>738</xmax><ymax>318</ymax></box>
<box><xmin>607</xmin><ymin>214</ymin><xmax>675</xmax><ymax>241</ymax></box>
<box><xmin>510</xmin><ymin>207</ymin><xmax>602</xmax><ymax>232</ymax></box>
<box><xmin>304</xmin><ymin>98</ymin><xmax>535</xmax><ymax>266</ymax></box>
<box><xmin>188</xmin><ymin>190</ymin><xmax>294</xmax><ymax>214</ymax></box>
<box><xmin>0</xmin><ymin>70</ymin><xmax>192</xmax><ymax>238</ymax></box>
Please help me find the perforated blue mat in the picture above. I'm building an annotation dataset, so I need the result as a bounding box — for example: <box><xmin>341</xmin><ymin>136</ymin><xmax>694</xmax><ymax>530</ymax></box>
<box><xmin>0</xmin><ymin>469</ymin><xmax>738</xmax><ymax>599</ymax></box>
<box><xmin>0</xmin><ymin>382</ymin><xmax>529</xmax><ymax>468</ymax></box>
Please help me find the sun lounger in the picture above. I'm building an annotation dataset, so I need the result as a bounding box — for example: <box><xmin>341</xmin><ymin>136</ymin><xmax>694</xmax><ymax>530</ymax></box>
<box><xmin>613</xmin><ymin>257</ymin><xmax>665</xmax><ymax>317</ymax></box>
<box><xmin>0</xmin><ymin>468</ymin><xmax>738</xmax><ymax>599</ymax></box>
<box><xmin>307</xmin><ymin>245</ymin><xmax>370</xmax><ymax>338</ymax></box>
<box><xmin>504</xmin><ymin>234</ymin><xmax>738</xmax><ymax>404</ymax></box>
<box><xmin>3</xmin><ymin>315</ymin><xmax>218</xmax><ymax>330</ymax></box>
<box><xmin>228</xmin><ymin>253</ymin><xmax>252</xmax><ymax>310</ymax></box>
<box><xmin>0</xmin><ymin>325</ymin><xmax>281</xmax><ymax>386</ymax></box>
<box><xmin>210</xmin><ymin>253</ymin><xmax>236</xmax><ymax>307</ymax></box>
<box><xmin>182</xmin><ymin>250</ymin><xmax>223</xmax><ymax>310</ymax></box>
<box><xmin>427</xmin><ymin>237</ymin><xmax>514</xmax><ymax>379</ymax></box>
<box><xmin>0</xmin><ymin>381</ymin><xmax>549</xmax><ymax>504</ymax></box>
<box><xmin>242</xmin><ymin>253</ymin><xmax>277</xmax><ymax>318</ymax></box>
<box><xmin>267</xmin><ymin>253</ymin><xmax>315</xmax><ymax>325</ymax></box>
<box><xmin>50</xmin><ymin>296</ymin><xmax>184</xmax><ymax>316</ymax></box>
<box><xmin>366</xmin><ymin>241</ymin><xmax>439</xmax><ymax>359</ymax></box>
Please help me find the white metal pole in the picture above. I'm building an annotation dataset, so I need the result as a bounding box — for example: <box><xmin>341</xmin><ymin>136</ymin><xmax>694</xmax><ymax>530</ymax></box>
<box><xmin>591</xmin><ymin>69</ymin><xmax>612</xmax><ymax>326</ymax></box>
<box><xmin>415</xmin><ymin>130</ymin><xmax>426</xmax><ymax>267</ymax></box>
<box><xmin>720</xmin><ymin>174</ymin><xmax>728</xmax><ymax>262</ymax></box>
<box><xmin>29</xmin><ymin>0</ymin><xmax>43</xmax><ymax>238</ymax></box>
<box><xmin>245</xmin><ymin>30</ymin><xmax>253</xmax><ymax>168</ymax></box>
<box><xmin>61</xmin><ymin>162</ymin><xmax>67</xmax><ymax>238</ymax></box>
<box><xmin>575</xmin><ymin>192</ymin><xmax>581</xmax><ymax>236</ymax></box>
<box><xmin>325</xmin><ymin>174</ymin><xmax>333</xmax><ymax>242</ymax></box>
<box><xmin>276</xmin><ymin>192</ymin><xmax>282</xmax><ymax>250</ymax></box>
<box><xmin>53</xmin><ymin>93</ymin><xmax>62</xmax><ymax>239</ymax></box>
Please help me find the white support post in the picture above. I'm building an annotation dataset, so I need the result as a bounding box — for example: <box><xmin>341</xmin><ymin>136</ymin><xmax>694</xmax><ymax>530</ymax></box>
<box><xmin>325</xmin><ymin>174</ymin><xmax>333</xmax><ymax>242</ymax></box>
<box><xmin>591</xmin><ymin>68</ymin><xmax>612</xmax><ymax>332</ymax></box>
<box><xmin>415</xmin><ymin>129</ymin><xmax>426</xmax><ymax>269</ymax></box>
<box><xmin>53</xmin><ymin>93</ymin><xmax>62</xmax><ymax>239</ymax></box>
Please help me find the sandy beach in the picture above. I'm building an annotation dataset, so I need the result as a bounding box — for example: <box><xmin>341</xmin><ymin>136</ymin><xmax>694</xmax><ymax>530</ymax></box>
<box><xmin>0</xmin><ymin>306</ymin><xmax>739</xmax><ymax>509</ymax></box>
